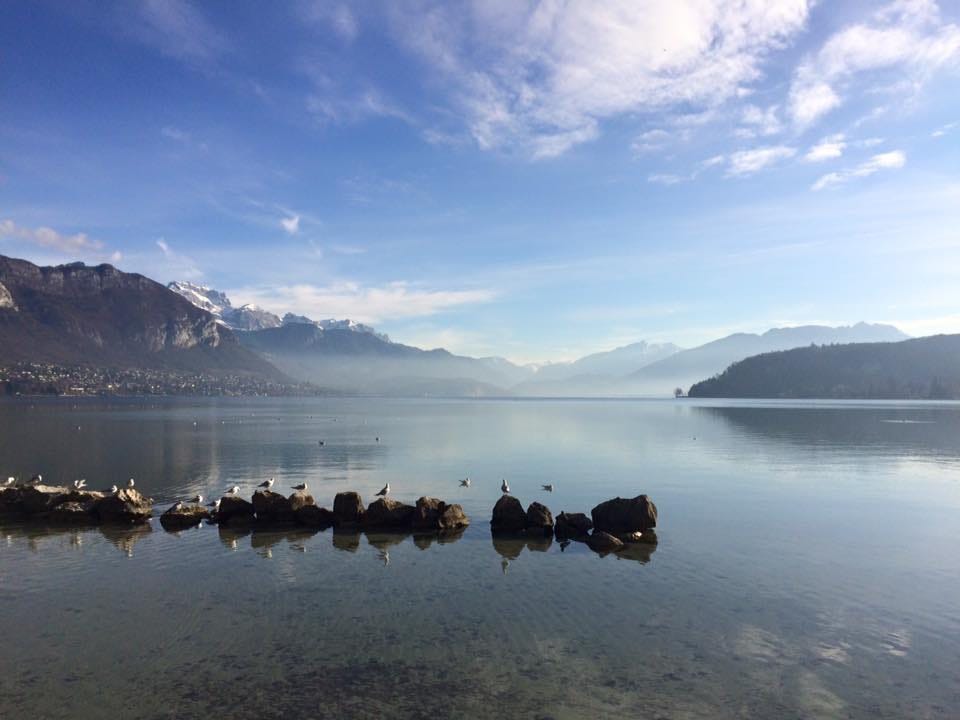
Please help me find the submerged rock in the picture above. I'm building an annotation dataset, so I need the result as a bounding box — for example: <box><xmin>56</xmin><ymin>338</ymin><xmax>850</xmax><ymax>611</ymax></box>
<box><xmin>525</xmin><ymin>501</ymin><xmax>554</xmax><ymax>536</ymax></box>
<box><xmin>365</xmin><ymin>498</ymin><xmax>415</xmax><ymax>528</ymax></box>
<box><xmin>94</xmin><ymin>488</ymin><xmax>153</xmax><ymax>524</ymax></box>
<box><xmin>491</xmin><ymin>495</ymin><xmax>527</xmax><ymax>534</ymax></box>
<box><xmin>333</xmin><ymin>491</ymin><xmax>365</xmax><ymax>526</ymax></box>
<box><xmin>587</xmin><ymin>531</ymin><xmax>624</xmax><ymax>554</ymax></box>
<box><xmin>555</xmin><ymin>511</ymin><xmax>593</xmax><ymax>540</ymax></box>
<box><xmin>252</xmin><ymin>490</ymin><xmax>295</xmax><ymax>525</ymax></box>
<box><xmin>49</xmin><ymin>501</ymin><xmax>97</xmax><ymax>524</ymax></box>
<box><xmin>295</xmin><ymin>504</ymin><xmax>334</xmax><ymax>528</ymax></box>
<box><xmin>216</xmin><ymin>495</ymin><xmax>255</xmax><ymax>526</ymax></box>
<box><xmin>591</xmin><ymin>495</ymin><xmax>657</xmax><ymax>535</ymax></box>
<box><xmin>412</xmin><ymin>497</ymin><xmax>470</xmax><ymax>532</ymax></box>
<box><xmin>160</xmin><ymin>503</ymin><xmax>210</xmax><ymax>530</ymax></box>
<box><xmin>617</xmin><ymin>530</ymin><xmax>658</xmax><ymax>545</ymax></box>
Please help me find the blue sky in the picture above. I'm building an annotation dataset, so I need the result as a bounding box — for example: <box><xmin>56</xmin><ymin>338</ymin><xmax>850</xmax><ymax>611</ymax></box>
<box><xmin>2</xmin><ymin>0</ymin><xmax>959</xmax><ymax>363</ymax></box>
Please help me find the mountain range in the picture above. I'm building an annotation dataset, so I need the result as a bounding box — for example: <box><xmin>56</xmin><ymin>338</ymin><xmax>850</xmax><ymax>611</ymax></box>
<box><xmin>0</xmin><ymin>254</ymin><xmax>919</xmax><ymax>397</ymax></box>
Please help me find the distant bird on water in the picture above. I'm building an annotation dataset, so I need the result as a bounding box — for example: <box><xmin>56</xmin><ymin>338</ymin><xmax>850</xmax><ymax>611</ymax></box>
<box><xmin>459</xmin><ymin>478</ymin><xmax>471</xmax><ymax>487</ymax></box>
<box><xmin>541</xmin><ymin>484</ymin><xmax>554</xmax><ymax>492</ymax></box>
<box><xmin>127</xmin><ymin>478</ymin><xmax>135</xmax><ymax>488</ymax></box>
<box><xmin>375</xmin><ymin>436</ymin><xmax>380</xmax><ymax>443</ymax></box>
<box><xmin>73</xmin><ymin>479</ymin><xmax>87</xmax><ymax>489</ymax></box>
<box><xmin>318</xmin><ymin>440</ymin><xmax>324</xmax><ymax>446</ymax></box>
<box><xmin>226</xmin><ymin>485</ymin><xmax>240</xmax><ymax>495</ymax></box>
<box><xmin>501</xmin><ymin>479</ymin><xmax>510</xmax><ymax>494</ymax></box>
<box><xmin>190</xmin><ymin>494</ymin><xmax>203</xmax><ymax>504</ymax></box>
<box><xmin>376</xmin><ymin>483</ymin><xmax>390</xmax><ymax>497</ymax></box>
<box><xmin>258</xmin><ymin>478</ymin><xmax>275</xmax><ymax>489</ymax></box>
<box><xmin>291</xmin><ymin>482</ymin><xmax>307</xmax><ymax>492</ymax></box>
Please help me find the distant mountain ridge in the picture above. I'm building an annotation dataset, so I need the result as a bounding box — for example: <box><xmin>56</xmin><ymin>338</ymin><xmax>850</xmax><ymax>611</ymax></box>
<box><xmin>167</xmin><ymin>281</ymin><xmax>282</xmax><ymax>331</ymax></box>
<box><xmin>0</xmin><ymin>256</ymin><xmax>282</xmax><ymax>378</ymax></box>
<box><xmin>688</xmin><ymin>334</ymin><xmax>960</xmax><ymax>399</ymax></box>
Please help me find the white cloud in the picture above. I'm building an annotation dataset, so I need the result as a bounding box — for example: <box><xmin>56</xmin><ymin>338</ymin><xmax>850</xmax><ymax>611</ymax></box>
<box><xmin>156</xmin><ymin>238</ymin><xmax>203</xmax><ymax>280</ymax></box>
<box><xmin>739</xmin><ymin>104</ymin><xmax>783</xmax><ymax>136</ymax></box>
<box><xmin>0</xmin><ymin>219</ymin><xmax>111</xmax><ymax>259</ymax></box>
<box><xmin>804</xmin><ymin>134</ymin><xmax>847</xmax><ymax>162</ymax></box>
<box><xmin>931</xmin><ymin>121</ymin><xmax>957</xmax><ymax>137</ymax></box>
<box><xmin>648</xmin><ymin>173</ymin><xmax>688</xmax><ymax>185</ymax></box>
<box><xmin>727</xmin><ymin>146</ymin><xmax>797</xmax><ymax>176</ymax></box>
<box><xmin>281</xmin><ymin>214</ymin><xmax>301</xmax><ymax>234</ymax></box>
<box><xmin>136</xmin><ymin>0</ymin><xmax>227</xmax><ymax>64</ymax></box>
<box><xmin>230</xmin><ymin>281</ymin><xmax>496</xmax><ymax>324</ymax></box>
<box><xmin>788</xmin><ymin>0</ymin><xmax>960</xmax><ymax>127</ymax></box>
<box><xmin>299</xmin><ymin>1</ymin><xmax>358</xmax><ymax>42</ymax></box>
<box><xmin>812</xmin><ymin>150</ymin><xmax>906</xmax><ymax>191</ymax></box>
<box><xmin>391</xmin><ymin>0</ymin><xmax>814</xmax><ymax>157</ymax></box>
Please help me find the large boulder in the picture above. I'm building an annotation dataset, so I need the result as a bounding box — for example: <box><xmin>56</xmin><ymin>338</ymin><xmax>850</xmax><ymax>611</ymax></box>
<box><xmin>0</xmin><ymin>486</ymin><xmax>21</xmax><ymax>514</ymax></box>
<box><xmin>49</xmin><ymin>501</ymin><xmax>97</xmax><ymax>524</ymax></box>
<box><xmin>587</xmin><ymin>530</ymin><xmax>624</xmax><ymax>554</ymax></box>
<box><xmin>160</xmin><ymin>503</ymin><xmax>210</xmax><ymax>530</ymax></box>
<box><xmin>288</xmin><ymin>492</ymin><xmax>315</xmax><ymax>512</ymax></box>
<box><xmin>295</xmin><ymin>505</ymin><xmax>334</xmax><ymax>528</ymax></box>
<box><xmin>216</xmin><ymin>495</ymin><xmax>255</xmax><ymax>526</ymax></box>
<box><xmin>18</xmin><ymin>485</ymin><xmax>70</xmax><ymax>515</ymax></box>
<box><xmin>525</xmin><ymin>502</ymin><xmax>554</xmax><ymax>536</ymax></box>
<box><xmin>94</xmin><ymin>488</ymin><xmax>153</xmax><ymax>524</ymax></box>
<box><xmin>365</xmin><ymin>498</ymin><xmax>415</xmax><ymax>528</ymax></box>
<box><xmin>555</xmin><ymin>511</ymin><xmax>593</xmax><ymax>540</ymax></box>
<box><xmin>412</xmin><ymin>497</ymin><xmax>470</xmax><ymax>532</ymax></box>
<box><xmin>333</xmin><ymin>491</ymin><xmax>365</xmax><ymax>526</ymax></box>
<box><xmin>252</xmin><ymin>490</ymin><xmax>295</xmax><ymax>525</ymax></box>
<box><xmin>491</xmin><ymin>495</ymin><xmax>527</xmax><ymax>534</ymax></box>
<box><xmin>590</xmin><ymin>495</ymin><xmax>658</xmax><ymax>535</ymax></box>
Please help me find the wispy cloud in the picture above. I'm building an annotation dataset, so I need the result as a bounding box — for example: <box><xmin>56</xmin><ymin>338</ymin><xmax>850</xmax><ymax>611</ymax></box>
<box><xmin>298</xmin><ymin>1</ymin><xmax>358</xmax><ymax>43</ymax></box>
<box><xmin>0</xmin><ymin>219</ymin><xmax>120</xmax><ymax>262</ymax></box>
<box><xmin>931</xmin><ymin>121</ymin><xmax>957</xmax><ymax>138</ymax></box>
<box><xmin>788</xmin><ymin>0</ymin><xmax>960</xmax><ymax>128</ymax></box>
<box><xmin>726</xmin><ymin>146</ymin><xmax>797</xmax><ymax>176</ymax></box>
<box><xmin>156</xmin><ymin>238</ymin><xmax>203</xmax><ymax>280</ymax></box>
<box><xmin>230</xmin><ymin>281</ymin><xmax>496</xmax><ymax>324</ymax></box>
<box><xmin>804</xmin><ymin>134</ymin><xmax>847</xmax><ymax>162</ymax></box>
<box><xmin>812</xmin><ymin>150</ymin><xmax>906</xmax><ymax>191</ymax></box>
<box><xmin>135</xmin><ymin>0</ymin><xmax>228</xmax><ymax>66</ymax></box>
<box><xmin>281</xmin><ymin>214</ymin><xmax>300</xmax><ymax>235</ymax></box>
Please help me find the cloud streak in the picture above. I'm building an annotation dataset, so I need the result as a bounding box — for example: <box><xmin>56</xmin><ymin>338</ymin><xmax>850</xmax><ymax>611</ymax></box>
<box><xmin>812</xmin><ymin>150</ymin><xmax>906</xmax><ymax>191</ymax></box>
<box><xmin>0</xmin><ymin>219</ymin><xmax>121</xmax><ymax>262</ymax></box>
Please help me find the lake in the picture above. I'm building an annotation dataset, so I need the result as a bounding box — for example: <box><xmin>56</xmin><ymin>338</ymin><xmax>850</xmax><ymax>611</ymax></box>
<box><xmin>1</xmin><ymin>397</ymin><xmax>960</xmax><ymax>719</ymax></box>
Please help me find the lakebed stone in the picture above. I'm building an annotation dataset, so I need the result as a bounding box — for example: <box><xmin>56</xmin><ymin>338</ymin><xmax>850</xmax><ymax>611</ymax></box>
<box><xmin>413</xmin><ymin>497</ymin><xmax>470</xmax><ymax>532</ymax></box>
<box><xmin>92</xmin><ymin>488</ymin><xmax>153</xmax><ymax>524</ymax></box>
<box><xmin>252</xmin><ymin>490</ymin><xmax>295</xmax><ymax>524</ymax></box>
<box><xmin>295</xmin><ymin>504</ymin><xmax>334</xmax><ymax>528</ymax></box>
<box><xmin>216</xmin><ymin>495</ymin><xmax>255</xmax><ymax>526</ymax></box>
<box><xmin>160</xmin><ymin>503</ymin><xmax>210</xmax><ymax>530</ymax></box>
<box><xmin>365</xmin><ymin>497</ymin><xmax>415</xmax><ymax>528</ymax></box>
<box><xmin>491</xmin><ymin>495</ymin><xmax>527</xmax><ymax>533</ymax></box>
<box><xmin>555</xmin><ymin>511</ymin><xmax>593</xmax><ymax>540</ymax></box>
<box><xmin>525</xmin><ymin>502</ymin><xmax>554</xmax><ymax>536</ymax></box>
<box><xmin>591</xmin><ymin>495</ymin><xmax>657</xmax><ymax>535</ymax></box>
<box><xmin>586</xmin><ymin>530</ymin><xmax>624</xmax><ymax>554</ymax></box>
<box><xmin>333</xmin><ymin>491</ymin><xmax>365</xmax><ymax>526</ymax></box>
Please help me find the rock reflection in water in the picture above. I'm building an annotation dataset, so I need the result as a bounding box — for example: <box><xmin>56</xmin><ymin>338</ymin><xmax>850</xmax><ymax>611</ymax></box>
<box><xmin>0</xmin><ymin>521</ymin><xmax>152</xmax><ymax>557</ymax></box>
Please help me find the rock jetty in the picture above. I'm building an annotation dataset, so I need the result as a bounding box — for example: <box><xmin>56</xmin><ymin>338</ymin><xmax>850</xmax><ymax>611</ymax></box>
<box><xmin>1</xmin><ymin>484</ymin><xmax>153</xmax><ymax>525</ymax></box>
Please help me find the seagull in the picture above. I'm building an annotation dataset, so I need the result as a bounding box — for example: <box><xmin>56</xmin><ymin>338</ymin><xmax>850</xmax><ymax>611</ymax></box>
<box><xmin>541</xmin><ymin>484</ymin><xmax>554</xmax><ymax>492</ymax></box>
<box><xmin>4</xmin><ymin>477</ymin><xmax>15</xmax><ymax>487</ymax></box>
<box><xmin>459</xmin><ymin>478</ymin><xmax>471</xmax><ymax>487</ymax></box>
<box><xmin>375</xmin><ymin>436</ymin><xmax>380</xmax><ymax>443</ymax></box>
<box><xmin>501</xmin><ymin>479</ymin><xmax>510</xmax><ymax>494</ymax></box>
<box><xmin>173</xmin><ymin>501</ymin><xmax>184</xmax><ymax>512</ymax></box>
<box><xmin>190</xmin><ymin>494</ymin><xmax>203</xmax><ymax>504</ymax></box>
<box><xmin>127</xmin><ymin>478</ymin><xmax>135</xmax><ymax>488</ymax></box>
<box><xmin>110</xmin><ymin>485</ymin><xmax>118</xmax><ymax>494</ymax></box>
<box><xmin>291</xmin><ymin>483</ymin><xmax>307</xmax><ymax>492</ymax></box>
<box><xmin>257</xmin><ymin>478</ymin><xmax>275</xmax><ymax>489</ymax></box>
<box><xmin>207</xmin><ymin>498</ymin><xmax>221</xmax><ymax>510</ymax></box>
<box><xmin>376</xmin><ymin>483</ymin><xmax>390</xmax><ymax>497</ymax></box>
<box><xmin>73</xmin><ymin>479</ymin><xmax>87</xmax><ymax>489</ymax></box>
<box><xmin>226</xmin><ymin>485</ymin><xmax>240</xmax><ymax>495</ymax></box>
<box><xmin>30</xmin><ymin>474</ymin><xmax>42</xmax><ymax>485</ymax></box>
<box><xmin>318</xmin><ymin>440</ymin><xmax>324</xmax><ymax>446</ymax></box>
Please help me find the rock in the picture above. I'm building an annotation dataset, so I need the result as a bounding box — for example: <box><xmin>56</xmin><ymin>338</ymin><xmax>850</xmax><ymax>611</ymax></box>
<box><xmin>587</xmin><ymin>531</ymin><xmax>624</xmax><ymax>554</ymax></box>
<box><xmin>365</xmin><ymin>498</ymin><xmax>415</xmax><ymax>528</ymax></box>
<box><xmin>288</xmin><ymin>492</ymin><xmax>315</xmax><ymax>512</ymax></box>
<box><xmin>18</xmin><ymin>485</ymin><xmax>70</xmax><ymax>515</ymax></box>
<box><xmin>617</xmin><ymin>530</ymin><xmax>658</xmax><ymax>545</ymax></box>
<box><xmin>0</xmin><ymin>486</ymin><xmax>21</xmax><ymax>513</ymax></box>
<box><xmin>49</xmin><ymin>501</ymin><xmax>97</xmax><ymax>524</ymax></box>
<box><xmin>525</xmin><ymin>502</ymin><xmax>554</xmax><ymax>536</ymax></box>
<box><xmin>295</xmin><ymin>505</ymin><xmax>334</xmax><ymax>528</ymax></box>
<box><xmin>216</xmin><ymin>495</ymin><xmax>255</xmax><ymax>526</ymax></box>
<box><xmin>555</xmin><ymin>511</ymin><xmax>593</xmax><ymax>540</ymax></box>
<box><xmin>491</xmin><ymin>495</ymin><xmax>527</xmax><ymax>534</ymax></box>
<box><xmin>159</xmin><ymin>503</ymin><xmax>210</xmax><ymax>530</ymax></box>
<box><xmin>591</xmin><ymin>495</ymin><xmax>658</xmax><ymax>535</ymax></box>
<box><xmin>333</xmin><ymin>491</ymin><xmax>365</xmax><ymax>526</ymax></box>
<box><xmin>252</xmin><ymin>490</ymin><xmax>295</xmax><ymax>525</ymax></box>
<box><xmin>412</xmin><ymin>497</ymin><xmax>470</xmax><ymax>532</ymax></box>
<box><xmin>94</xmin><ymin>488</ymin><xmax>153</xmax><ymax>524</ymax></box>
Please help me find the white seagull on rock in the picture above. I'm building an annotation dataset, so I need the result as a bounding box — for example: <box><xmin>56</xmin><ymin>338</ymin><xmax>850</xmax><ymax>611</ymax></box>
<box><xmin>190</xmin><ymin>494</ymin><xmax>203</xmax><ymax>504</ymax></box>
<box><xmin>291</xmin><ymin>483</ymin><xmax>307</xmax><ymax>492</ymax></box>
<box><xmin>110</xmin><ymin>485</ymin><xmax>118</xmax><ymax>494</ymax></box>
<box><xmin>501</xmin><ymin>479</ymin><xmax>510</xmax><ymax>494</ymax></box>
<box><xmin>207</xmin><ymin>498</ymin><xmax>221</xmax><ymax>510</ymax></box>
<box><xmin>376</xmin><ymin>483</ymin><xmax>390</xmax><ymax>497</ymax></box>
<box><xmin>4</xmin><ymin>477</ymin><xmax>15</xmax><ymax>487</ymax></box>
<box><xmin>73</xmin><ymin>479</ymin><xmax>87</xmax><ymax>489</ymax></box>
<box><xmin>227</xmin><ymin>486</ymin><xmax>240</xmax><ymax>495</ymax></box>
<box><xmin>257</xmin><ymin>478</ymin><xmax>275</xmax><ymax>489</ymax></box>
<box><xmin>127</xmin><ymin>478</ymin><xmax>135</xmax><ymax>488</ymax></box>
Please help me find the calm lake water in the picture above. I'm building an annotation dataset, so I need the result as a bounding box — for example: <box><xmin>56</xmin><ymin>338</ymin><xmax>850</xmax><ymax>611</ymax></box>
<box><xmin>2</xmin><ymin>397</ymin><xmax>960</xmax><ymax>719</ymax></box>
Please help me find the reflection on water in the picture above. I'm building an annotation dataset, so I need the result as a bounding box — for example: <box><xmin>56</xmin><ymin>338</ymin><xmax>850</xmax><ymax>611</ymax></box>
<box><xmin>2</xmin><ymin>397</ymin><xmax>960</xmax><ymax>718</ymax></box>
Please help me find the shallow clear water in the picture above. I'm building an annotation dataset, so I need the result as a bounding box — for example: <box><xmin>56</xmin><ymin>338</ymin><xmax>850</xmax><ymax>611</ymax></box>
<box><xmin>2</xmin><ymin>397</ymin><xmax>960</xmax><ymax>718</ymax></box>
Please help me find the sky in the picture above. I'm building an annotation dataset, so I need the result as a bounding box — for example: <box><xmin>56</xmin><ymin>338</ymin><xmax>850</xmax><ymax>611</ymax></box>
<box><xmin>1</xmin><ymin>0</ymin><xmax>959</xmax><ymax>364</ymax></box>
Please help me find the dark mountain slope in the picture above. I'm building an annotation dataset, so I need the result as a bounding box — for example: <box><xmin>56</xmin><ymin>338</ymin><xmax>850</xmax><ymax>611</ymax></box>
<box><xmin>688</xmin><ymin>334</ymin><xmax>960</xmax><ymax>399</ymax></box>
<box><xmin>0</xmin><ymin>255</ymin><xmax>282</xmax><ymax>378</ymax></box>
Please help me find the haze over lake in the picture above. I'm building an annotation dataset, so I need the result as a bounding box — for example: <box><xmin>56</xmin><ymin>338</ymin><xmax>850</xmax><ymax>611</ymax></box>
<box><xmin>2</xmin><ymin>397</ymin><xmax>960</xmax><ymax>719</ymax></box>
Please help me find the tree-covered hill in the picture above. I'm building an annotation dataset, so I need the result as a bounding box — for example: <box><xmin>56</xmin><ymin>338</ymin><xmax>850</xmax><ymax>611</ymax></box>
<box><xmin>688</xmin><ymin>335</ymin><xmax>960</xmax><ymax>399</ymax></box>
